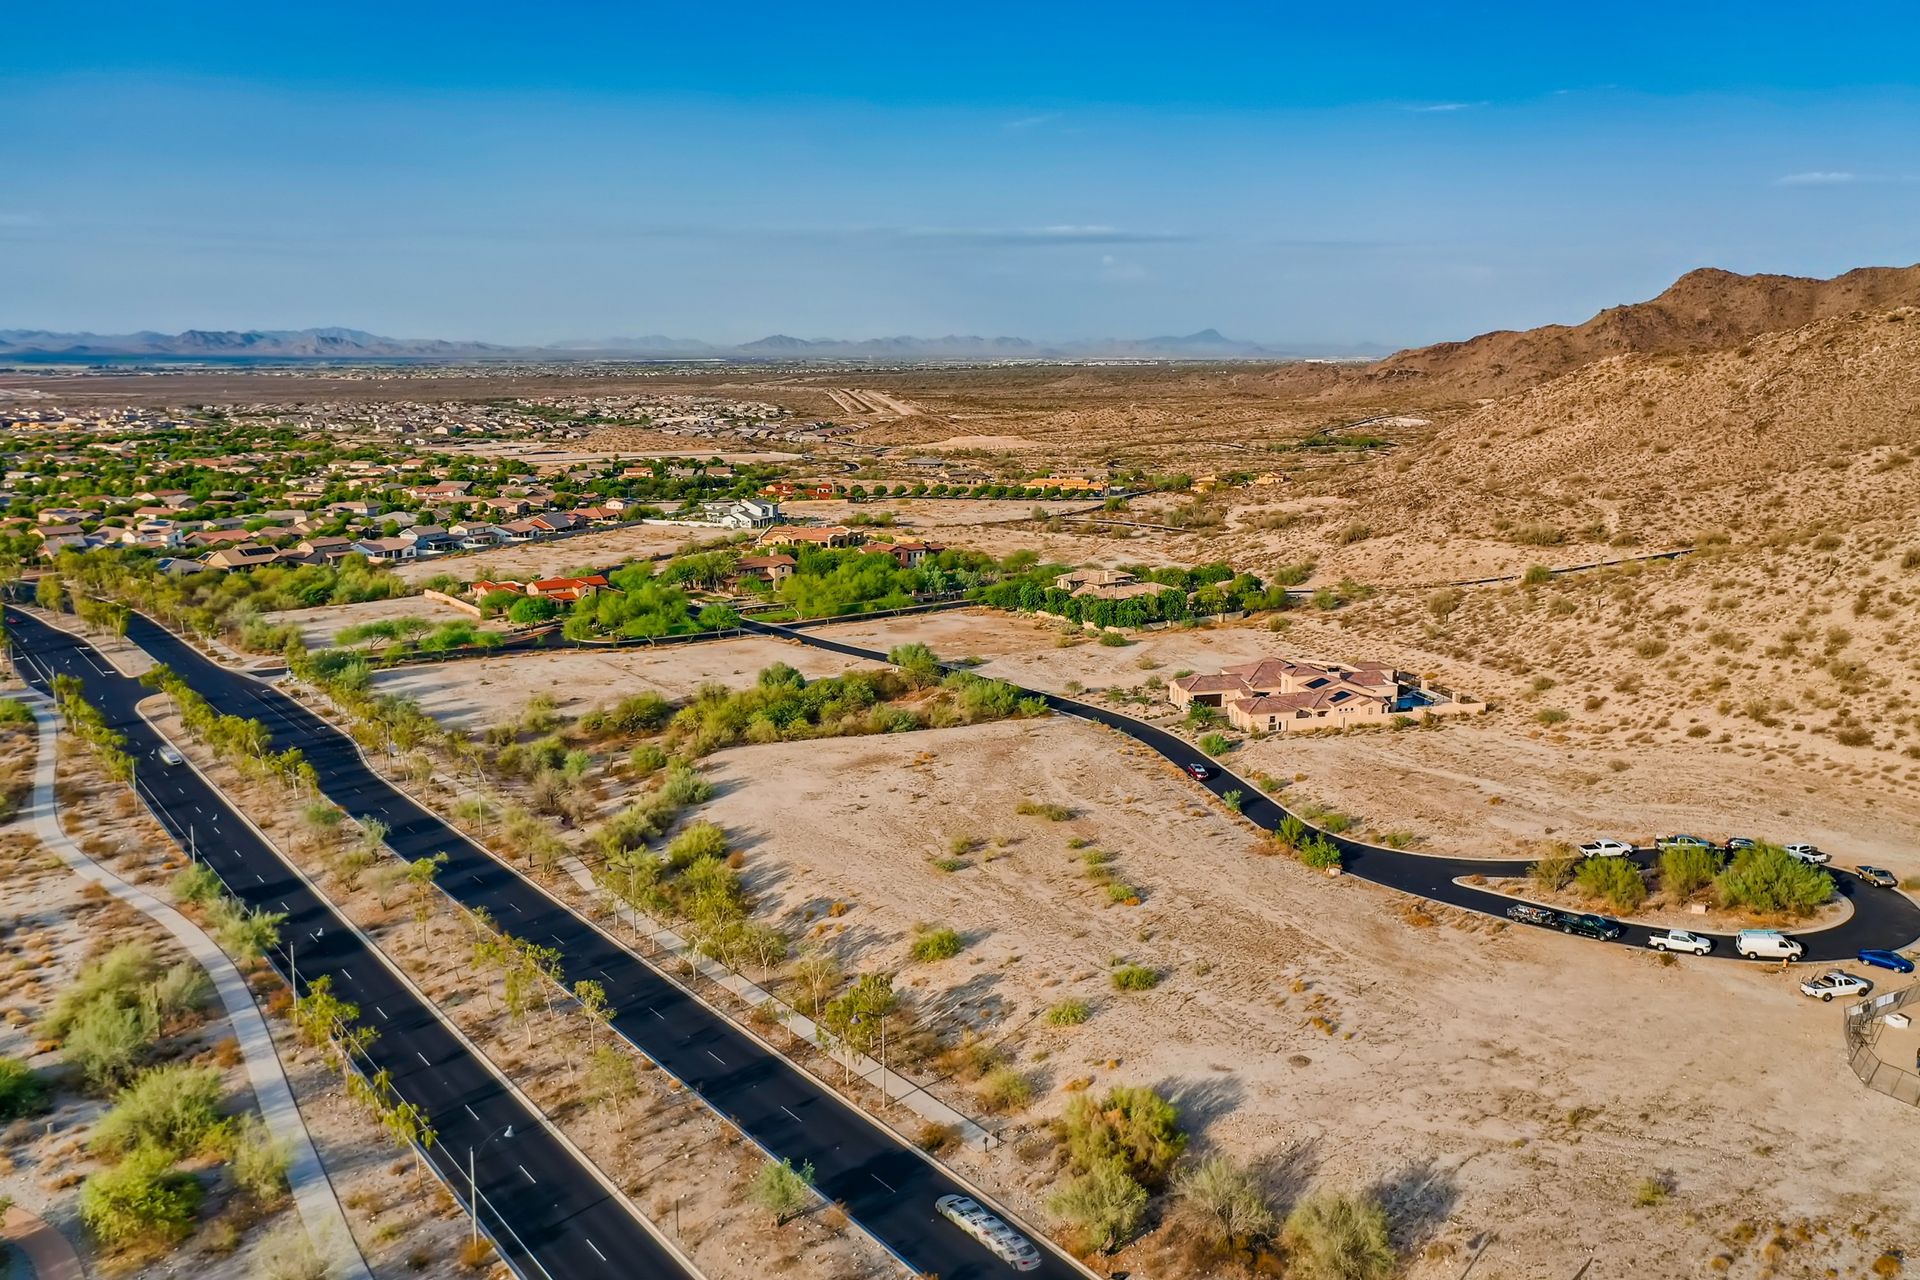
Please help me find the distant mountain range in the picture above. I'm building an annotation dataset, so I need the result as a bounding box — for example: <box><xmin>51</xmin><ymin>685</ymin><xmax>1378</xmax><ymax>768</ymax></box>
<box><xmin>0</xmin><ymin>326</ymin><xmax>1391</xmax><ymax>363</ymax></box>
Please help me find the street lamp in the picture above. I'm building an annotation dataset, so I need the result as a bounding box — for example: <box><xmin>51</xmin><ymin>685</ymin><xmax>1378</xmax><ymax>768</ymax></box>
<box><xmin>468</xmin><ymin>1123</ymin><xmax>517</xmax><ymax>1248</ymax></box>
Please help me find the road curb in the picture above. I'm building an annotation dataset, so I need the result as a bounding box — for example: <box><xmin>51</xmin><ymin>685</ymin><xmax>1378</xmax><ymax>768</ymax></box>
<box><xmin>131</xmin><ymin>695</ymin><xmax>710</xmax><ymax>1280</ymax></box>
<box><xmin>17</xmin><ymin>694</ymin><xmax>373</xmax><ymax>1280</ymax></box>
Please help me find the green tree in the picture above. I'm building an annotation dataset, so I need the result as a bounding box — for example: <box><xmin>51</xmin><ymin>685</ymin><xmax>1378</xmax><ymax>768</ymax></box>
<box><xmin>1659</xmin><ymin>844</ymin><xmax>1721</xmax><ymax>899</ymax></box>
<box><xmin>79</xmin><ymin>1146</ymin><xmax>204</xmax><ymax>1249</ymax></box>
<box><xmin>230</xmin><ymin>1113</ymin><xmax>292</xmax><ymax>1203</ymax></box>
<box><xmin>1058</xmin><ymin>1084</ymin><xmax>1186</xmax><ymax>1187</ymax></box>
<box><xmin>1574</xmin><ymin>856</ymin><xmax>1647</xmax><ymax>912</ymax></box>
<box><xmin>1529</xmin><ymin>848</ymin><xmax>1579</xmax><ymax>892</ymax></box>
<box><xmin>1715</xmin><ymin>842</ymin><xmax>1834</xmax><ymax>916</ymax></box>
<box><xmin>64</xmin><ymin>999</ymin><xmax>157</xmax><ymax>1092</ymax></box>
<box><xmin>750</xmin><ymin>1157</ymin><xmax>816</xmax><ymax>1226</ymax></box>
<box><xmin>1050</xmin><ymin>1155</ymin><xmax>1148</xmax><ymax>1253</ymax></box>
<box><xmin>1280</xmin><ymin>1190</ymin><xmax>1397</xmax><ymax>1280</ymax></box>
<box><xmin>1176</xmin><ymin>1153</ymin><xmax>1276</xmax><ymax>1254</ymax></box>
<box><xmin>0</xmin><ymin>1056</ymin><xmax>48</xmax><ymax>1120</ymax></box>
<box><xmin>90</xmin><ymin>1065</ymin><xmax>228</xmax><ymax>1160</ymax></box>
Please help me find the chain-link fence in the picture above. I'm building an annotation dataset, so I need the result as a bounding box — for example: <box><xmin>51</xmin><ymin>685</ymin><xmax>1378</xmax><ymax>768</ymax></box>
<box><xmin>1844</xmin><ymin>984</ymin><xmax>1920</xmax><ymax>1106</ymax></box>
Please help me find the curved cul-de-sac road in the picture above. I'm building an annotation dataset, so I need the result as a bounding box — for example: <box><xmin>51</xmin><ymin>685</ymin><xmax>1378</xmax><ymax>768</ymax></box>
<box><xmin>741</xmin><ymin>619</ymin><xmax>1920</xmax><ymax>963</ymax></box>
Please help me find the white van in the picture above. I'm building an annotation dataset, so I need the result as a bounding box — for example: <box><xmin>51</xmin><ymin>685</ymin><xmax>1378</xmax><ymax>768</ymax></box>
<box><xmin>1735</xmin><ymin>929</ymin><xmax>1804</xmax><ymax>961</ymax></box>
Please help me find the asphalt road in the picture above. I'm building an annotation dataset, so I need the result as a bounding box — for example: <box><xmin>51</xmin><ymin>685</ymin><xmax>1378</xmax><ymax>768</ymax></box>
<box><xmin>746</xmin><ymin>619</ymin><xmax>1920</xmax><ymax>964</ymax></box>
<box><xmin>6</xmin><ymin>611</ymin><xmax>691</xmax><ymax>1280</ymax></box>
<box><xmin>102</xmin><ymin>613</ymin><xmax>1089</xmax><ymax>1280</ymax></box>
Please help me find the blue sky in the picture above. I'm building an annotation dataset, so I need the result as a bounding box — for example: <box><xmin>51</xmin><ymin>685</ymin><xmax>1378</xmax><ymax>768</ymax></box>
<box><xmin>6</xmin><ymin>2</ymin><xmax>1919</xmax><ymax>348</ymax></box>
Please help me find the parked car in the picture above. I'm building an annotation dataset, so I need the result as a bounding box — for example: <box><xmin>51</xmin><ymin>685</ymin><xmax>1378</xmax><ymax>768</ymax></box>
<box><xmin>1784</xmin><ymin>843</ymin><xmax>1830</xmax><ymax>865</ymax></box>
<box><xmin>1656</xmin><ymin>834</ymin><xmax>1715</xmax><ymax>852</ymax></box>
<box><xmin>1184</xmin><ymin>762</ymin><xmax>1211</xmax><ymax>781</ymax></box>
<box><xmin>935</xmin><ymin>1195</ymin><xmax>1042</xmax><ymax>1273</ymax></box>
<box><xmin>1858</xmin><ymin>949</ymin><xmax>1916</xmax><ymax>974</ymax></box>
<box><xmin>1579</xmin><ymin>839</ymin><xmax>1635</xmax><ymax>858</ymax></box>
<box><xmin>1556</xmin><ymin>912</ymin><xmax>1624</xmax><ymax>941</ymax></box>
<box><xmin>1647</xmin><ymin>929</ymin><xmax>1713</xmax><ymax>955</ymax></box>
<box><xmin>1506</xmin><ymin>903</ymin><xmax>1559</xmax><ymax>927</ymax></box>
<box><xmin>1736</xmin><ymin>929</ymin><xmax>1805</xmax><ymax>961</ymax></box>
<box><xmin>1799</xmin><ymin>971</ymin><xmax>1872</xmax><ymax>1001</ymax></box>
<box><xmin>1857</xmin><ymin>865</ymin><xmax>1900</xmax><ymax>889</ymax></box>
<box><xmin>1725</xmin><ymin>836</ymin><xmax>1759</xmax><ymax>851</ymax></box>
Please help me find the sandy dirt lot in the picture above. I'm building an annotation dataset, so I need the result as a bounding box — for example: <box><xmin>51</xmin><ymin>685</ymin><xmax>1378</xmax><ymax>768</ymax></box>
<box><xmin>392</xmin><ymin>524</ymin><xmax>732</xmax><ymax>583</ymax></box>
<box><xmin>260</xmin><ymin>594</ymin><xmax>495</xmax><ymax>648</ymax></box>
<box><xmin>781</xmin><ymin>496</ymin><xmax>1105</xmax><ymax>531</ymax></box>
<box><xmin>698</xmin><ymin>715</ymin><xmax>1920</xmax><ymax>1276</ymax></box>
<box><xmin>372</xmin><ymin>638</ymin><xmax>879</xmax><ymax>730</ymax></box>
<box><xmin>797</xmin><ymin>608</ymin><xmax>1920</xmax><ymax>876</ymax></box>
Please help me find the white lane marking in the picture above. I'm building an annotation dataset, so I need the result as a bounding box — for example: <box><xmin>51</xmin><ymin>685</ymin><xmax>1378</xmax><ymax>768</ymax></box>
<box><xmin>586</xmin><ymin>1238</ymin><xmax>606</xmax><ymax>1262</ymax></box>
<box><xmin>416</xmin><ymin>1051</ymin><xmax>430</xmax><ymax>1066</ymax></box>
<box><xmin>706</xmin><ymin>1050</ymin><xmax>724</xmax><ymax>1066</ymax></box>
<box><xmin>375</xmin><ymin>1006</ymin><xmax>389</xmax><ymax>1020</ymax></box>
<box><xmin>518</xmin><ymin>1164</ymin><xmax>536</xmax><ymax>1184</ymax></box>
<box><xmin>781</xmin><ymin>1105</ymin><xmax>802</xmax><ymax>1123</ymax></box>
<box><xmin>650</xmin><ymin>1009</ymin><xmax>664</xmax><ymax>1021</ymax></box>
<box><xmin>464</xmin><ymin>1104</ymin><xmax>479</xmax><ymax>1121</ymax></box>
<box><xmin>255</xmin><ymin>874</ymin><xmax>264</xmax><ymax>883</ymax></box>
<box><xmin>870</xmin><ymin>1173</ymin><xmax>895</xmax><ymax>1192</ymax></box>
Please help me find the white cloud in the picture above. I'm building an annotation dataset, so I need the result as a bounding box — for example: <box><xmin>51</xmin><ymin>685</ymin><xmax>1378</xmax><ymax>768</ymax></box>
<box><xmin>1774</xmin><ymin>171</ymin><xmax>1858</xmax><ymax>186</ymax></box>
<box><xmin>1408</xmin><ymin>101</ymin><xmax>1485</xmax><ymax>113</ymax></box>
<box><xmin>1003</xmin><ymin>113</ymin><xmax>1058</xmax><ymax>130</ymax></box>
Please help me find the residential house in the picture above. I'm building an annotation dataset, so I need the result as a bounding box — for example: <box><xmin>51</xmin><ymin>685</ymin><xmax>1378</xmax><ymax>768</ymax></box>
<box><xmin>293</xmin><ymin>537</ymin><xmax>354</xmax><ymax>565</ymax></box>
<box><xmin>757</xmin><ymin>525</ymin><xmax>862</xmax><ymax>550</ymax></box>
<box><xmin>698</xmin><ymin>497</ymin><xmax>781</xmax><ymax>529</ymax></box>
<box><xmin>403</xmin><ymin>526</ymin><xmax>457</xmax><ymax>555</ymax></box>
<box><xmin>351</xmin><ymin>537</ymin><xmax>418</xmax><ymax>563</ymax></box>
<box><xmin>1027</xmin><ymin>475</ymin><xmax>1104</xmax><ymax>493</ymax></box>
<box><xmin>467</xmin><ymin>579</ymin><xmax>526</xmax><ymax>599</ymax></box>
<box><xmin>526</xmin><ymin>574</ymin><xmax>609</xmax><ymax>603</ymax></box>
<box><xmin>328</xmin><ymin>499</ymin><xmax>384</xmax><ymax>519</ymax></box>
<box><xmin>498</xmin><ymin>519</ymin><xmax>542</xmax><ymax>542</ymax></box>
<box><xmin>449</xmin><ymin>523</ymin><xmax>505</xmax><ymax>549</ymax></box>
<box><xmin>1052</xmin><ymin>568</ymin><xmax>1162</xmax><ymax>602</ymax></box>
<box><xmin>409</xmin><ymin>480</ymin><xmax>473</xmax><ymax>503</ymax></box>
<box><xmin>201</xmin><ymin>544</ymin><xmax>283</xmax><ymax>570</ymax></box>
<box><xmin>883</xmin><ymin>538</ymin><xmax>945</xmax><ymax>567</ymax></box>
<box><xmin>478</xmin><ymin>496</ymin><xmax>533</xmax><ymax>518</ymax></box>
<box><xmin>726</xmin><ymin>553</ymin><xmax>796</xmax><ymax>588</ymax></box>
<box><xmin>1167</xmin><ymin>656</ymin><xmax>1482</xmax><ymax>734</ymax></box>
<box><xmin>527</xmin><ymin>513</ymin><xmax>579</xmax><ymax>535</ymax></box>
<box><xmin>759</xmin><ymin>480</ymin><xmax>838</xmax><ymax>501</ymax></box>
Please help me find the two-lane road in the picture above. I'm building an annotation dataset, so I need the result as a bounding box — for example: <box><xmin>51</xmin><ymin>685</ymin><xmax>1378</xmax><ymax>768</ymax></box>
<box><xmin>748</xmin><ymin>618</ymin><xmax>1920</xmax><ymax>963</ymax></box>
<box><xmin>110</xmin><ymin>612</ymin><xmax>1092</xmax><ymax>1280</ymax></box>
<box><xmin>7</xmin><ymin>611</ymin><xmax>694</xmax><ymax>1280</ymax></box>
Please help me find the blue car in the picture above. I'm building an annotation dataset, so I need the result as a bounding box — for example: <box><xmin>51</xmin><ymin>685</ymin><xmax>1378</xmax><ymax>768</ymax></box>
<box><xmin>1857</xmin><ymin>949</ymin><xmax>1916</xmax><ymax>974</ymax></box>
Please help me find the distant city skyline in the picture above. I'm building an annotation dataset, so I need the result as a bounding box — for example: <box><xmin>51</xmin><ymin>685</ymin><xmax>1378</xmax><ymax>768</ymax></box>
<box><xmin>6</xmin><ymin>1</ymin><xmax>1919</xmax><ymax>347</ymax></box>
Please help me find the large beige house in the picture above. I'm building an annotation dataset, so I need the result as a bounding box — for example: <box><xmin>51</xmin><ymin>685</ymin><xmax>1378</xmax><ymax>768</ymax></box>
<box><xmin>1169</xmin><ymin>656</ymin><xmax>1483</xmax><ymax>734</ymax></box>
<box><xmin>1052</xmin><ymin>568</ymin><xmax>1164</xmax><ymax>602</ymax></box>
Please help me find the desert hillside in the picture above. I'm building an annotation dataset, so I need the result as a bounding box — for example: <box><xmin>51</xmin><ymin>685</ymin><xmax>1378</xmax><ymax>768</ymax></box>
<box><xmin>1391</xmin><ymin>303</ymin><xmax>1920</xmax><ymax>544</ymax></box>
<box><xmin>1351</xmin><ymin>263</ymin><xmax>1920</xmax><ymax>401</ymax></box>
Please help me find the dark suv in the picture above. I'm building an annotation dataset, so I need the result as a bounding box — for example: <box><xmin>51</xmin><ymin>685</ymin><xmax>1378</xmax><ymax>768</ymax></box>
<box><xmin>1556</xmin><ymin>911</ymin><xmax>1624</xmax><ymax>941</ymax></box>
<box><xmin>1506</xmin><ymin>903</ymin><xmax>1558</xmax><ymax>927</ymax></box>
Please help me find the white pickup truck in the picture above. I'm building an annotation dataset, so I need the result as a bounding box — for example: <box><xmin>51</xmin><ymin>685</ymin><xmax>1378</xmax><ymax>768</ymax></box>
<box><xmin>1799</xmin><ymin>971</ymin><xmax>1871</xmax><ymax>1002</ymax></box>
<box><xmin>1646</xmin><ymin>929</ymin><xmax>1713</xmax><ymax>955</ymax></box>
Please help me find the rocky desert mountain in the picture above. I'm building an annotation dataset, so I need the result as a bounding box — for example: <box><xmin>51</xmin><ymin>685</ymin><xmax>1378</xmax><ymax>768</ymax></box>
<box><xmin>1301</xmin><ymin>263</ymin><xmax>1920</xmax><ymax>403</ymax></box>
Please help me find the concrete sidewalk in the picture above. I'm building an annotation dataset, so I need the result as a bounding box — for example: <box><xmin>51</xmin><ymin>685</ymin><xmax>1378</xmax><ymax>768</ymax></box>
<box><xmin>18</xmin><ymin>696</ymin><xmax>372</xmax><ymax>1280</ymax></box>
<box><xmin>0</xmin><ymin>1202</ymin><xmax>83</xmax><ymax>1280</ymax></box>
